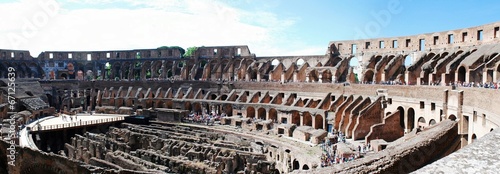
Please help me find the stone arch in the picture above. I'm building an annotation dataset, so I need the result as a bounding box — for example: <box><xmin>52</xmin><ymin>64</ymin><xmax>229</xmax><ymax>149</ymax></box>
<box><xmin>309</xmin><ymin>69</ymin><xmax>319</xmax><ymax>82</ymax></box>
<box><xmin>192</xmin><ymin>103</ymin><xmax>202</xmax><ymax>114</ymax></box>
<box><xmin>429</xmin><ymin>119</ymin><xmax>437</xmax><ymax>126</ymax></box>
<box><xmin>269</xmin><ymin>108</ymin><xmax>277</xmax><ymax>123</ymax></box>
<box><xmin>246</xmin><ymin>107</ymin><xmax>255</xmax><ymax>118</ymax></box>
<box><xmin>404</xmin><ymin>55</ymin><xmax>412</xmax><ymax>67</ymax></box>
<box><xmin>418</xmin><ymin>117</ymin><xmax>426</xmax><ymax>128</ymax></box>
<box><xmin>302</xmin><ymin>164</ymin><xmax>309</xmax><ymax>170</ymax></box>
<box><xmin>184</xmin><ymin>102</ymin><xmax>192</xmax><ymax>111</ymax></box>
<box><xmin>322</xmin><ymin>70</ymin><xmax>332</xmax><ymax>83</ymax></box>
<box><xmin>314</xmin><ymin>114</ymin><xmax>324</xmax><ymax>129</ymax></box>
<box><xmin>398</xmin><ymin>106</ymin><xmax>405</xmax><ymax>129</ymax></box>
<box><xmin>293</xmin><ymin>159</ymin><xmax>300</xmax><ymax>170</ymax></box>
<box><xmin>407</xmin><ymin>108</ymin><xmax>415</xmax><ymax>131</ymax></box>
<box><xmin>363</xmin><ymin>69</ymin><xmax>375</xmax><ymax>83</ymax></box>
<box><xmin>222</xmin><ymin>104</ymin><xmax>233</xmax><ymax>116</ymax></box>
<box><xmin>296</xmin><ymin>58</ymin><xmax>305</xmax><ymax>66</ymax></box>
<box><xmin>449</xmin><ymin>114</ymin><xmax>457</xmax><ymax>121</ymax></box>
<box><xmin>471</xmin><ymin>133</ymin><xmax>477</xmax><ymax>143</ymax></box>
<box><xmin>458</xmin><ymin>66</ymin><xmax>466</xmax><ymax>82</ymax></box>
<box><xmin>349</xmin><ymin>56</ymin><xmax>359</xmax><ymax>67</ymax></box>
<box><xmin>292</xmin><ymin>111</ymin><xmax>300</xmax><ymax>125</ymax></box>
<box><xmin>303</xmin><ymin>112</ymin><xmax>312</xmax><ymax>126</ymax></box>
<box><xmin>271</xmin><ymin>59</ymin><xmax>280</xmax><ymax>66</ymax></box>
<box><xmin>258</xmin><ymin>108</ymin><xmax>266</xmax><ymax>120</ymax></box>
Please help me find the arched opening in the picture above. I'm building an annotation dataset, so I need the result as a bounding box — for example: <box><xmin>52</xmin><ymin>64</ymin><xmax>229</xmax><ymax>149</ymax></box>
<box><xmin>363</xmin><ymin>70</ymin><xmax>374</xmax><ymax>83</ymax></box>
<box><xmin>314</xmin><ymin>114</ymin><xmax>324</xmax><ymax>129</ymax></box>
<box><xmin>407</xmin><ymin>108</ymin><xmax>415</xmax><ymax>131</ymax></box>
<box><xmin>296</xmin><ymin>58</ymin><xmax>305</xmax><ymax>66</ymax></box>
<box><xmin>449</xmin><ymin>114</ymin><xmax>457</xmax><ymax>121</ymax></box>
<box><xmin>418</xmin><ymin>117</ymin><xmax>426</xmax><ymax>129</ymax></box>
<box><xmin>386</xmin><ymin>112</ymin><xmax>392</xmax><ymax>116</ymax></box>
<box><xmin>303</xmin><ymin>112</ymin><xmax>312</xmax><ymax>126</ymax></box>
<box><xmin>404</xmin><ymin>55</ymin><xmax>412</xmax><ymax>67</ymax></box>
<box><xmin>471</xmin><ymin>134</ymin><xmax>477</xmax><ymax>143</ymax></box>
<box><xmin>398</xmin><ymin>106</ymin><xmax>405</xmax><ymax>129</ymax></box>
<box><xmin>458</xmin><ymin>66</ymin><xmax>466</xmax><ymax>82</ymax></box>
<box><xmin>269</xmin><ymin>108</ymin><xmax>278</xmax><ymax>123</ymax></box>
<box><xmin>349</xmin><ymin>57</ymin><xmax>359</xmax><ymax>67</ymax></box>
<box><xmin>184</xmin><ymin>102</ymin><xmax>192</xmax><ymax>112</ymax></box>
<box><xmin>302</xmin><ymin>164</ymin><xmax>309</xmax><ymax>170</ymax></box>
<box><xmin>322</xmin><ymin>70</ymin><xmax>332</xmax><ymax>83</ymax></box>
<box><xmin>246</xmin><ymin>107</ymin><xmax>255</xmax><ymax>118</ymax></box>
<box><xmin>429</xmin><ymin>119</ymin><xmax>437</xmax><ymax>126</ymax></box>
<box><xmin>270</xmin><ymin>169</ymin><xmax>280</xmax><ymax>174</ymax></box>
<box><xmin>292</xmin><ymin>111</ymin><xmax>300</xmax><ymax>125</ymax></box>
<box><xmin>192</xmin><ymin>103</ymin><xmax>202</xmax><ymax>114</ymax></box>
<box><xmin>257</xmin><ymin>108</ymin><xmax>266</xmax><ymax>120</ymax></box>
<box><xmin>293</xmin><ymin>159</ymin><xmax>300</xmax><ymax>170</ymax></box>
<box><xmin>271</xmin><ymin>59</ymin><xmax>280</xmax><ymax>66</ymax></box>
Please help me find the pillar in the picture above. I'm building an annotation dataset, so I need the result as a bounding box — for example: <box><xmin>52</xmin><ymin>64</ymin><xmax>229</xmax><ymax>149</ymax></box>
<box><xmin>245</xmin><ymin>74</ymin><xmax>249</xmax><ymax>81</ymax></box>
<box><xmin>441</xmin><ymin>73</ymin><xmax>447</xmax><ymax>86</ymax></box>
<box><xmin>306</xmin><ymin>75</ymin><xmax>310</xmax><ymax>82</ymax></box>
<box><xmin>318</xmin><ymin>74</ymin><xmax>323</xmax><ymax>83</ymax></box>
<box><xmin>281</xmin><ymin>71</ymin><xmax>285</xmax><ymax>83</ymax></box>
<box><xmin>293</xmin><ymin>71</ymin><xmax>298</xmax><ymax>82</ymax></box>
<box><xmin>257</xmin><ymin>73</ymin><xmax>261</xmax><ymax>82</ymax></box>
<box><xmin>483</xmin><ymin>71</ymin><xmax>488</xmax><ymax>84</ymax></box>
<box><xmin>405</xmin><ymin>71</ymin><xmax>410</xmax><ymax>85</ymax></box>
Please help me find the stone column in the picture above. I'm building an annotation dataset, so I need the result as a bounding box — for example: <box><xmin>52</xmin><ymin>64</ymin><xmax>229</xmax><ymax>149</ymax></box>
<box><xmin>257</xmin><ymin>73</ymin><xmax>261</xmax><ymax>82</ymax></box>
<box><xmin>245</xmin><ymin>74</ymin><xmax>249</xmax><ymax>81</ymax></box>
<box><xmin>293</xmin><ymin>71</ymin><xmax>298</xmax><ymax>82</ymax></box>
<box><xmin>318</xmin><ymin>73</ymin><xmax>323</xmax><ymax>83</ymax></box>
<box><xmin>483</xmin><ymin>71</ymin><xmax>488</xmax><ymax>84</ymax></box>
<box><xmin>281</xmin><ymin>71</ymin><xmax>285</xmax><ymax>83</ymax></box>
<box><xmin>306</xmin><ymin>75</ymin><xmax>310</xmax><ymax>82</ymax></box>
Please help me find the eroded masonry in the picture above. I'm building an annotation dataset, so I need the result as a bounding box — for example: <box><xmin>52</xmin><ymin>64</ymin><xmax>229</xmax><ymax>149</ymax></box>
<box><xmin>1</xmin><ymin>22</ymin><xmax>500</xmax><ymax>174</ymax></box>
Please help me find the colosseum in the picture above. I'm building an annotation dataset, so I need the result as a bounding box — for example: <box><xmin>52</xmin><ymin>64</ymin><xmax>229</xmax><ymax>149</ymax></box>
<box><xmin>1</xmin><ymin>21</ymin><xmax>500</xmax><ymax>174</ymax></box>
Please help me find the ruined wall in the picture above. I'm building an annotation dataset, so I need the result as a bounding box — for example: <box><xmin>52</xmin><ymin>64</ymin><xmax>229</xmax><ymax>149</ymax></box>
<box><xmin>293</xmin><ymin>120</ymin><xmax>459</xmax><ymax>174</ymax></box>
<box><xmin>365</xmin><ymin>110</ymin><xmax>405</xmax><ymax>143</ymax></box>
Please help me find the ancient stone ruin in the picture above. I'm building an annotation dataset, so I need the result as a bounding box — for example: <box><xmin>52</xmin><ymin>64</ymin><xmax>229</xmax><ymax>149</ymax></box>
<box><xmin>1</xmin><ymin>22</ymin><xmax>500</xmax><ymax>173</ymax></box>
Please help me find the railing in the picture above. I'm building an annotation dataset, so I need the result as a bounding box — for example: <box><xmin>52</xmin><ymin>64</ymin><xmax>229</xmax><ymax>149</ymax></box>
<box><xmin>30</xmin><ymin>116</ymin><xmax>125</xmax><ymax>131</ymax></box>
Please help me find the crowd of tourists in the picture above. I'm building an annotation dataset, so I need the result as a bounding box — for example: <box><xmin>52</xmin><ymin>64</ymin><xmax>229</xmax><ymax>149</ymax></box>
<box><xmin>320</xmin><ymin>132</ymin><xmax>372</xmax><ymax>167</ymax></box>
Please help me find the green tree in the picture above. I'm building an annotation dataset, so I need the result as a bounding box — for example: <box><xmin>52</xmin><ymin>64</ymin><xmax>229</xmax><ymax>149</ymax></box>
<box><xmin>183</xmin><ymin>46</ymin><xmax>197</xmax><ymax>58</ymax></box>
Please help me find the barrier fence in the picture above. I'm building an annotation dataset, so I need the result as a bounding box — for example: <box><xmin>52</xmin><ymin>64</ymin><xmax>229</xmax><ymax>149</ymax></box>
<box><xmin>30</xmin><ymin>117</ymin><xmax>125</xmax><ymax>131</ymax></box>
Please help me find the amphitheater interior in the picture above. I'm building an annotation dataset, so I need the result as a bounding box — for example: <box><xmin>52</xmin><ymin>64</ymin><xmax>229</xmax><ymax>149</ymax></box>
<box><xmin>1</xmin><ymin>22</ymin><xmax>500</xmax><ymax>174</ymax></box>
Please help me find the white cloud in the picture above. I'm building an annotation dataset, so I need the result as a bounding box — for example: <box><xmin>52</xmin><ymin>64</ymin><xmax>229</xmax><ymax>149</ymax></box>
<box><xmin>0</xmin><ymin>0</ymin><xmax>326</xmax><ymax>57</ymax></box>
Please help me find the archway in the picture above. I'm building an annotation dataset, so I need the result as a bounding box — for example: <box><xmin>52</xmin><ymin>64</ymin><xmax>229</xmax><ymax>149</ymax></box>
<box><xmin>314</xmin><ymin>114</ymin><xmax>324</xmax><ymax>129</ymax></box>
<box><xmin>293</xmin><ymin>159</ymin><xmax>300</xmax><ymax>170</ymax></box>
<box><xmin>269</xmin><ymin>108</ymin><xmax>277</xmax><ymax>123</ymax></box>
<box><xmin>192</xmin><ymin>103</ymin><xmax>202</xmax><ymax>114</ymax></box>
<box><xmin>471</xmin><ymin>134</ymin><xmax>477</xmax><ymax>143</ymax></box>
<box><xmin>271</xmin><ymin>59</ymin><xmax>280</xmax><ymax>66</ymax></box>
<box><xmin>458</xmin><ymin>66</ymin><xmax>466</xmax><ymax>82</ymax></box>
<box><xmin>418</xmin><ymin>117</ymin><xmax>426</xmax><ymax>128</ymax></box>
<box><xmin>322</xmin><ymin>70</ymin><xmax>332</xmax><ymax>83</ymax></box>
<box><xmin>404</xmin><ymin>55</ymin><xmax>412</xmax><ymax>67</ymax></box>
<box><xmin>246</xmin><ymin>107</ymin><xmax>255</xmax><ymax>118</ymax></box>
<box><xmin>449</xmin><ymin>114</ymin><xmax>457</xmax><ymax>121</ymax></box>
<box><xmin>257</xmin><ymin>108</ymin><xmax>266</xmax><ymax>120</ymax></box>
<box><xmin>429</xmin><ymin>119</ymin><xmax>437</xmax><ymax>126</ymax></box>
<box><xmin>303</xmin><ymin>112</ymin><xmax>312</xmax><ymax>126</ymax></box>
<box><xmin>363</xmin><ymin>70</ymin><xmax>374</xmax><ymax>83</ymax></box>
<box><xmin>397</xmin><ymin>107</ymin><xmax>405</xmax><ymax>129</ymax></box>
<box><xmin>407</xmin><ymin>108</ymin><xmax>415</xmax><ymax>131</ymax></box>
<box><xmin>292</xmin><ymin>111</ymin><xmax>300</xmax><ymax>125</ymax></box>
<box><xmin>296</xmin><ymin>58</ymin><xmax>305</xmax><ymax>66</ymax></box>
<box><xmin>184</xmin><ymin>102</ymin><xmax>192</xmax><ymax>112</ymax></box>
<box><xmin>302</xmin><ymin>164</ymin><xmax>309</xmax><ymax>170</ymax></box>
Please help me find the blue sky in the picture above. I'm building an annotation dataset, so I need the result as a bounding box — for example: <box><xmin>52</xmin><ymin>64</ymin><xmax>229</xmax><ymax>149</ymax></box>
<box><xmin>1</xmin><ymin>0</ymin><xmax>500</xmax><ymax>57</ymax></box>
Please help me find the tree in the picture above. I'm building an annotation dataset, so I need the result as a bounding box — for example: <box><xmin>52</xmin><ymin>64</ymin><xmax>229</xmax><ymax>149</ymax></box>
<box><xmin>183</xmin><ymin>46</ymin><xmax>197</xmax><ymax>58</ymax></box>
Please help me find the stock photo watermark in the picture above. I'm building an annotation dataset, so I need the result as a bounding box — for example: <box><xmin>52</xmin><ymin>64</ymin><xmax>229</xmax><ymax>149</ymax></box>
<box><xmin>7</xmin><ymin>0</ymin><xmax>60</xmax><ymax>49</ymax></box>
<box><xmin>4</xmin><ymin>67</ymin><xmax>16</xmax><ymax>166</ymax></box>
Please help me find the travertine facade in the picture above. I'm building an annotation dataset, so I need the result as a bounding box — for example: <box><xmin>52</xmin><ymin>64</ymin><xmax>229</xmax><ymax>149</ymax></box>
<box><xmin>1</xmin><ymin>22</ymin><xmax>500</xmax><ymax>173</ymax></box>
